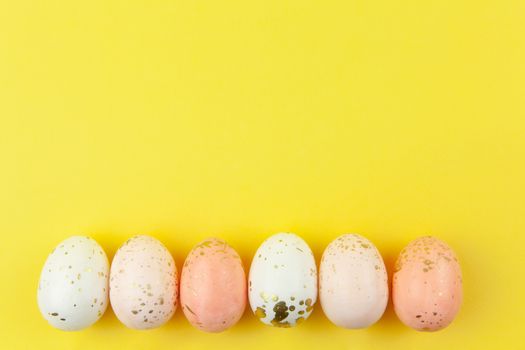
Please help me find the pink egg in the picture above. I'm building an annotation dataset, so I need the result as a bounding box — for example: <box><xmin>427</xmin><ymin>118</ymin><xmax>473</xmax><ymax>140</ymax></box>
<box><xmin>180</xmin><ymin>238</ymin><xmax>246</xmax><ymax>332</ymax></box>
<box><xmin>393</xmin><ymin>236</ymin><xmax>462</xmax><ymax>331</ymax></box>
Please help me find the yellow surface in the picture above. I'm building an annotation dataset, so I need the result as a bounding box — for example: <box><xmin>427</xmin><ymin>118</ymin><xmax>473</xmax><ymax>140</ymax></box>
<box><xmin>1</xmin><ymin>1</ymin><xmax>524</xmax><ymax>349</ymax></box>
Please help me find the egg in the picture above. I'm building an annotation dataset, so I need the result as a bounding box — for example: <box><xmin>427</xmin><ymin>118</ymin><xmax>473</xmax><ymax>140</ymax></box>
<box><xmin>180</xmin><ymin>238</ymin><xmax>246</xmax><ymax>332</ymax></box>
<box><xmin>109</xmin><ymin>235</ymin><xmax>177</xmax><ymax>329</ymax></box>
<box><xmin>248</xmin><ymin>232</ymin><xmax>317</xmax><ymax>328</ymax></box>
<box><xmin>37</xmin><ymin>236</ymin><xmax>109</xmax><ymax>331</ymax></box>
<box><xmin>319</xmin><ymin>234</ymin><xmax>388</xmax><ymax>329</ymax></box>
<box><xmin>393</xmin><ymin>236</ymin><xmax>462</xmax><ymax>331</ymax></box>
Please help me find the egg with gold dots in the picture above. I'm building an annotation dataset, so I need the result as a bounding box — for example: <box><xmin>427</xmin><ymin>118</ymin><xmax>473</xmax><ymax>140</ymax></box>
<box><xmin>37</xmin><ymin>236</ymin><xmax>109</xmax><ymax>331</ymax></box>
<box><xmin>248</xmin><ymin>233</ymin><xmax>317</xmax><ymax>328</ymax></box>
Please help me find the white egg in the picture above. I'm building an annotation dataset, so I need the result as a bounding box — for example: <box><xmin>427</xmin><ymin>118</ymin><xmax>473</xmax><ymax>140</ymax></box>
<box><xmin>37</xmin><ymin>236</ymin><xmax>109</xmax><ymax>331</ymax></box>
<box><xmin>248</xmin><ymin>233</ymin><xmax>317</xmax><ymax>328</ymax></box>
<box><xmin>319</xmin><ymin>234</ymin><xmax>388</xmax><ymax>329</ymax></box>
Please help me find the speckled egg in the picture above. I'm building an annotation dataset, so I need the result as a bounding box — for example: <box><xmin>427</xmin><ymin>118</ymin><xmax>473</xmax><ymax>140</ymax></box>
<box><xmin>180</xmin><ymin>238</ymin><xmax>246</xmax><ymax>332</ymax></box>
<box><xmin>109</xmin><ymin>235</ymin><xmax>177</xmax><ymax>329</ymax></box>
<box><xmin>248</xmin><ymin>233</ymin><xmax>317</xmax><ymax>328</ymax></box>
<box><xmin>37</xmin><ymin>236</ymin><xmax>109</xmax><ymax>331</ymax></box>
<box><xmin>320</xmin><ymin>234</ymin><xmax>388</xmax><ymax>329</ymax></box>
<box><xmin>393</xmin><ymin>236</ymin><xmax>463</xmax><ymax>331</ymax></box>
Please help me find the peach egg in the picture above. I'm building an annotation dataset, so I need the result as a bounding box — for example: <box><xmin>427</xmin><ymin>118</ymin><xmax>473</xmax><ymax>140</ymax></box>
<box><xmin>180</xmin><ymin>238</ymin><xmax>246</xmax><ymax>332</ymax></box>
<box><xmin>393</xmin><ymin>236</ymin><xmax>462</xmax><ymax>331</ymax></box>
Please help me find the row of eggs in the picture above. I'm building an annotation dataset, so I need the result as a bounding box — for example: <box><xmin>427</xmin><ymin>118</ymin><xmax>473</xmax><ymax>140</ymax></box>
<box><xmin>37</xmin><ymin>233</ymin><xmax>462</xmax><ymax>333</ymax></box>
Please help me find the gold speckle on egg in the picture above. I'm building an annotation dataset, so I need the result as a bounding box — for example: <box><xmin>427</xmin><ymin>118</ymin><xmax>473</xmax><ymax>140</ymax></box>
<box><xmin>185</xmin><ymin>304</ymin><xmax>196</xmax><ymax>315</ymax></box>
<box><xmin>271</xmin><ymin>320</ymin><xmax>291</xmax><ymax>328</ymax></box>
<box><xmin>254</xmin><ymin>307</ymin><xmax>266</xmax><ymax>319</ymax></box>
<box><xmin>260</xmin><ymin>292</ymin><xmax>270</xmax><ymax>302</ymax></box>
<box><xmin>271</xmin><ymin>301</ymin><xmax>290</xmax><ymax>326</ymax></box>
<box><xmin>305</xmin><ymin>298</ymin><xmax>313</xmax><ymax>312</ymax></box>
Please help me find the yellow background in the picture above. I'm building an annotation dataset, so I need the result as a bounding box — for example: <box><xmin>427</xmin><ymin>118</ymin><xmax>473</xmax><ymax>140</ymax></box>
<box><xmin>1</xmin><ymin>1</ymin><xmax>524</xmax><ymax>349</ymax></box>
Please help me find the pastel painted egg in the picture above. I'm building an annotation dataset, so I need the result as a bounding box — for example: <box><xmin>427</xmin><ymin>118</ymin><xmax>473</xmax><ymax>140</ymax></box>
<box><xmin>180</xmin><ymin>238</ymin><xmax>246</xmax><ymax>332</ymax></box>
<box><xmin>110</xmin><ymin>235</ymin><xmax>177</xmax><ymax>329</ymax></box>
<box><xmin>320</xmin><ymin>234</ymin><xmax>388</xmax><ymax>329</ymax></box>
<box><xmin>393</xmin><ymin>236</ymin><xmax>463</xmax><ymax>331</ymax></box>
<box><xmin>248</xmin><ymin>233</ymin><xmax>317</xmax><ymax>328</ymax></box>
<box><xmin>37</xmin><ymin>236</ymin><xmax>109</xmax><ymax>331</ymax></box>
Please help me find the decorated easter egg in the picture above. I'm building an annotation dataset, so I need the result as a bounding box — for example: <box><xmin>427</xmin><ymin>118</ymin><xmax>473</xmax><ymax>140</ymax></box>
<box><xmin>110</xmin><ymin>235</ymin><xmax>177</xmax><ymax>329</ymax></box>
<box><xmin>393</xmin><ymin>236</ymin><xmax>462</xmax><ymax>331</ymax></box>
<box><xmin>37</xmin><ymin>236</ymin><xmax>109</xmax><ymax>331</ymax></box>
<box><xmin>320</xmin><ymin>234</ymin><xmax>388</xmax><ymax>328</ymax></box>
<box><xmin>180</xmin><ymin>238</ymin><xmax>246</xmax><ymax>332</ymax></box>
<box><xmin>248</xmin><ymin>233</ymin><xmax>317</xmax><ymax>328</ymax></box>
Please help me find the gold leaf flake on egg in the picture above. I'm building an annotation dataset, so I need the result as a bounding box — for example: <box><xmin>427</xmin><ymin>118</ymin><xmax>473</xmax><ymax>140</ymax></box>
<box><xmin>184</xmin><ymin>304</ymin><xmax>196</xmax><ymax>315</ymax></box>
<box><xmin>260</xmin><ymin>292</ymin><xmax>270</xmax><ymax>302</ymax></box>
<box><xmin>271</xmin><ymin>320</ymin><xmax>291</xmax><ymax>328</ymax></box>
<box><xmin>254</xmin><ymin>307</ymin><xmax>266</xmax><ymax>319</ymax></box>
<box><xmin>272</xmin><ymin>301</ymin><xmax>289</xmax><ymax>323</ymax></box>
<box><xmin>305</xmin><ymin>298</ymin><xmax>314</xmax><ymax>312</ymax></box>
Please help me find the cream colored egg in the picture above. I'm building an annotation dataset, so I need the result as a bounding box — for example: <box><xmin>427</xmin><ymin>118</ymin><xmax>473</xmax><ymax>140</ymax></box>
<box><xmin>248</xmin><ymin>233</ymin><xmax>317</xmax><ymax>328</ymax></box>
<box><xmin>320</xmin><ymin>234</ymin><xmax>388</xmax><ymax>329</ymax></box>
<box><xmin>110</xmin><ymin>235</ymin><xmax>178</xmax><ymax>329</ymax></box>
<box><xmin>37</xmin><ymin>236</ymin><xmax>109</xmax><ymax>331</ymax></box>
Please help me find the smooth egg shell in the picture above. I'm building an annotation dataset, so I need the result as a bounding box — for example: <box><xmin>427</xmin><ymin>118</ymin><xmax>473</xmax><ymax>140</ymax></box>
<box><xmin>110</xmin><ymin>235</ymin><xmax>178</xmax><ymax>329</ymax></box>
<box><xmin>248</xmin><ymin>233</ymin><xmax>317</xmax><ymax>328</ymax></box>
<box><xmin>37</xmin><ymin>236</ymin><xmax>109</xmax><ymax>331</ymax></box>
<box><xmin>180</xmin><ymin>238</ymin><xmax>246</xmax><ymax>332</ymax></box>
<box><xmin>320</xmin><ymin>234</ymin><xmax>388</xmax><ymax>329</ymax></box>
<box><xmin>393</xmin><ymin>236</ymin><xmax>462</xmax><ymax>331</ymax></box>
